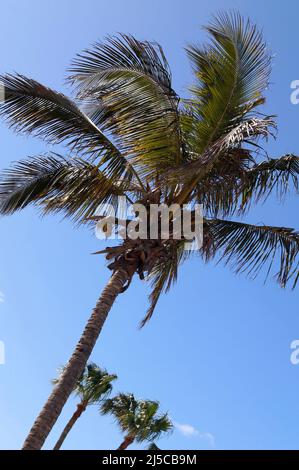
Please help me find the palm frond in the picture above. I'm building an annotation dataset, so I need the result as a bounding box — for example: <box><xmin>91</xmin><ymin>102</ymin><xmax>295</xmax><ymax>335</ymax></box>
<box><xmin>101</xmin><ymin>393</ymin><xmax>138</xmax><ymax>434</ymax></box>
<box><xmin>186</xmin><ymin>12</ymin><xmax>271</xmax><ymax>153</ymax></box>
<box><xmin>164</xmin><ymin>117</ymin><xmax>275</xmax><ymax>190</ymax></box>
<box><xmin>69</xmin><ymin>34</ymin><xmax>181</xmax><ymax>178</ymax></box>
<box><xmin>140</xmin><ymin>241</ymin><xmax>191</xmax><ymax>327</ymax></box>
<box><xmin>78</xmin><ymin>363</ymin><xmax>117</xmax><ymax>404</ymax></box>
<box><xmin>53</xmin><ymin>363</ymin><xmax>116</xmax><ymax>405</ymax></box>
<box><xmin>239</xmin><ymin>154</ymin><xmax>299</xmax><ymax>210</ymax></box>
<box><xmin>0</xmin><ymin>153</ymin><xmax>129</xmax><ymax>222</ymax></box>
<box><xmin>147</xmin><ymin>413</ymin><xmax>172</xmax><ymax>440</ymax></box>
<box><xmin>194</xmin><ymin>153</ymin><xmax>299</xmax><ymax>217</ymax></box>
<box><xmin>69</xmin><ymin>33</ymin><xmax>172</xmax><ymax>92</ymax></box>
<box><xmin>0</xmin><ymin>74</ymin><xmax>113</xmax><ymax>154</ymax></box>
<box><xmin>204</xmin><ymin>218</ymin><xmax>299</xmax><ymax>287</ymax></box>
<box><xmin>135</xmin><ymin>405</ymin><xmax>172</xmax><ymax>443</ymax></box>
<box><xmin>173</xmin><ymin>12</ymin><xmax>272</xmax><ymax>203</ymax></box>
<box><xmin>0</xmin><ymin>74</ymin><xmax>136</xmax><ymax>181</ymax></box>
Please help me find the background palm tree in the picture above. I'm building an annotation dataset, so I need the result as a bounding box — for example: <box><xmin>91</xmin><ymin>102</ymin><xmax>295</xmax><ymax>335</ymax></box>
<box><xmin>0</xmin><ymin>12</ymin><xmax>299</xmax><ymax>449</ymax></box>
<box><xmin>101</xmin><ymin>393</ymin><xmax>172</xmax><ymax>450</ymax></box>
<box><xmin>52</xmin><ymin>363</ymin><xmax>116</xmax><ymax>450</ymax></box>
<box><xmin>147</xmin><ymin>442</ymin><xmax>160</xmax><ymax>450</ymax></box>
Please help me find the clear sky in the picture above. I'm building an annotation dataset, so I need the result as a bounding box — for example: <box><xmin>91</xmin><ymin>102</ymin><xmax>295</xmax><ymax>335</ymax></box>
<box><xmin>1</xmin><ymin>0</ymin><xmax>299</xmax><ymax>450</ymax></box>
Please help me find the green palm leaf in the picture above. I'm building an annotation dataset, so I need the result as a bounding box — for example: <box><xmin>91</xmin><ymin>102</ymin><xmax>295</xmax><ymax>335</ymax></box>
<box><xmin>53</xmin><ymin>363</ymin><xmax>117</xmax><ymax>404</ymax></box>
<box><xmin>174</xmin><ymin>12</ymin><xmax>271</xmax><ymax>203</ymax></box>
<box><xmin>140</xmin><ymin>240</ymin><xmax>191</xmax><ymax>326</ymax></box>
<box><xmin>239</xmin><ymin>154</ymin><xmax>299</xmax><ymax>209</ymax></box>
<box><xmin>192</xmin><ymin>153</ymin><xmax>299</xmax><ymax>217</ymax></box>
<box><xmin>69</xmin><ymin>34</ymin><xmax>182</xmax><ymax>178</ymax></box>
<box><xmin>186</xmin><ymin>12</ymin><xmax>270</xmax><ymax>152</ymax></box>
<box><xmin>0</xmin><ymin>74</ymin><xmax>136</xmax><ymax>181</ymax></box>
<box><xmin>0</xmin><ymin>153</ymin><xmax>130</xmax><ymax>222</ymax></box>
<box><xmin>197</xmin><ymin>153</ymin><xmax>299</xmax><ymax>217</ymax></box>
<box><xmin>162</xmin><ymin>117</ymin><xmax>275</xmax><ymax>190</ymax></box>
<box><xmin>204</xmin><ymin>218</ymin><xmax>299</xmax><ymax>287</ymax></box>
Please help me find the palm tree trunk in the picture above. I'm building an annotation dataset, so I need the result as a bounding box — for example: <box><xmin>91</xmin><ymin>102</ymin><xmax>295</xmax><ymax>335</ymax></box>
<box><xmin>22</xmin><ymin>268</ymin><xmax>129</xmax><ymax>450</ymax></box>
<box><xmin>117</xmin><ymin>435</ymin><xmax>135</xmax><ymax>450</ymax></box>
<box><xmin>53</xmin><ymin>401</ymin><xmax>87</xmax><ymax>450</ymax></box>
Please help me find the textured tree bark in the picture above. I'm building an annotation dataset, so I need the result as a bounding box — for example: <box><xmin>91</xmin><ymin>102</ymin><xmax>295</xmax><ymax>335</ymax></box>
<box><xmin>117</xmin><ymin>435</ymin><xmax>135</xmax><ymax>450</ymax></box>
<box><xmin>22</xmin><ymin>268</ymin><xmax>129</xmax><ymax>450</ymax></box>
<box><xmin>53</xmin><ymin>401</ymin><xmax>87</xmax><ymax>450</ymax></box>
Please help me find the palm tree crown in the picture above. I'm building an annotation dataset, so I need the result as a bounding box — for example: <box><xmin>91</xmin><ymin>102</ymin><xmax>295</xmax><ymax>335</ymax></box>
<box><xmin>101</xmin><ymin>393</ymin><xmax>172</xmax><ymax>448</ymax></box>
<box><xmin>0</xmin><ymin>13</ymin><xmax>298</xmax><ymax>327</ymax></box>
<box><xmin>54</xmin><ymin>363</ymin><xmax>117</xmax><ymax>405</ymax></box>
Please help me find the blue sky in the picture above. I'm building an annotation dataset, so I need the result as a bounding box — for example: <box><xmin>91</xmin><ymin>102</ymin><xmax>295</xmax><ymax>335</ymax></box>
<box><xmin>1</xmin><ymin>0</ymin><xmax>299</xmax><ymax>450</ymax></box>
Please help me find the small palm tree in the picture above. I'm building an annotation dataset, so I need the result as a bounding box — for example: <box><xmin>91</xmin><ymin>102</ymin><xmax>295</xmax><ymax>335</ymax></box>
<box><xmin>1</xmin><ymin>12</ymin><xmax>299</xmax><ymax>449</ymax></box>
<box><xmin>147</xmin><ymin>442</ymin><xmax>160</xmax><ymax>450</ymax></box>
<box><xmin>101</xmin><ymin>393</ymin><xmax>172</xmax><ymax>450</ymax></box>
<box><xmin>53</xmin><ymin>363</ymin><xmax>116</xmax><ymax>450</ymax></box>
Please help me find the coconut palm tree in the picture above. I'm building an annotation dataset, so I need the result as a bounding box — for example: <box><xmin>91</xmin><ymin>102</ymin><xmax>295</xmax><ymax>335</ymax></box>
<box><xmin>52</xmin><ymin>363</ymin><xmax>116</xmax><ymax>450</ymax></box>
<box><xmin>0</xmin><ymin>12</ymin><xmax>299</xmax><ymax>449</ymax></box>
<box><xmin>101</xmin><ymin>393</ymin><xmax>172</xmax><ymax>450</ymax></box>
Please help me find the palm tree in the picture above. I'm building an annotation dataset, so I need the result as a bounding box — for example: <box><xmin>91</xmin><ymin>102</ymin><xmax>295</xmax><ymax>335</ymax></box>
<box><xmin>0</xmin><ymin>12</ymin><xmax>298</xmax><ymax>449</ymax></box>
<box><xmin>52</xmin><ymin>363</ymin><xmax>116</xmax><ymax>450</ymax></box>
<box><xmin>147</xmin><ymin>442</ymin><xmax>161</xmax><ymax>450</ymax></box>
<box><xmin>101</xmin><ymin>393</ymin><xmax>172</xmax><ymax>450</ymax></box>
